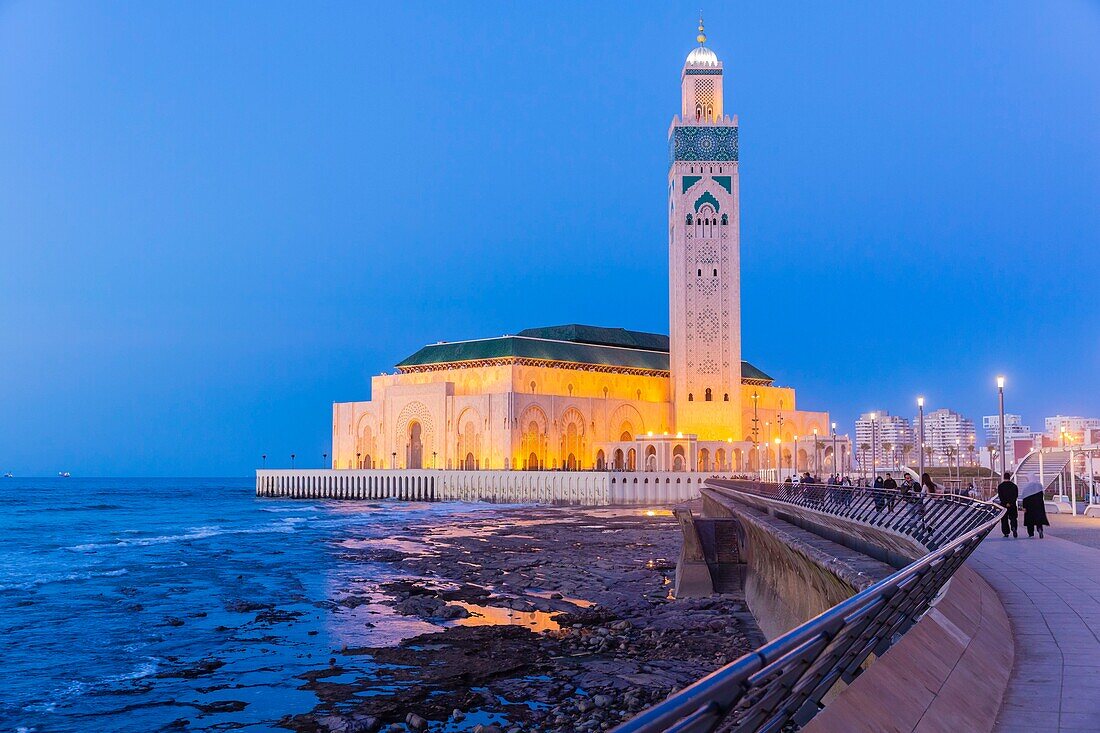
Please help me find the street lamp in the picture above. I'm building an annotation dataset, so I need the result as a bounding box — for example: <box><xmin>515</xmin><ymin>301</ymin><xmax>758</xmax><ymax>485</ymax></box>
<box><xmin>774</xmin><ymin>436</ymin><xmax>781</xmax><ymax>479</ymax></box>
<box><xmin>432</xmin><ymin>451</ymin><xmax>437</xmax><ymax>469</ymax></box>
<box><xmin>831</xmin><ymin>422</ymin><xmax>838</xmax><ymax>476</ymax></box>
<box><xmin>997</xmin><ymin>376</ymin><xmax>1007</xmax><ymax>476</ymax></box>
<box><xmin>392</xmin><ymin>451</ymin><xmax>397</xmax><ymax>470</ymax></box>
<box><xmin>262</xmin><ymin>453</ymin><xmax>267</xmax><ymax>469</ymax></box>
<box><xmin>870</xmin><ymin>412</ymin><xmax>878</xmax><ymax>482</ymax></box>
<box><xmin>356</xmin><ymin>451</ymin><xmax>361</xmax><ymax>469</ymax></box>
<box><xmin>917</xmin><ymin>396</ymin><xmax>925</xmax><ymax>481</ymax></box>
<box><xmin>290</xmin><ymin>453</ymin><xmax>296</xmax><ymax>469</ymax></box>
<box><xmin>751</xmin><ymin>391</ymin><xmax>760</xmax><ymax>443</ymax></box>
<box><xmin>323</xmin><ymin>452</ymin><xmax>328</xmax><ymax>469</ymax></box>
<box><xmin>793</xmin><ymin>435</ymin><xmax>799</xmax><ymax>473</ymax></box>
<box><xmin>813</xmin><ymin>428</ymin><xmax>820</xmax><ymax>474</ymax></box>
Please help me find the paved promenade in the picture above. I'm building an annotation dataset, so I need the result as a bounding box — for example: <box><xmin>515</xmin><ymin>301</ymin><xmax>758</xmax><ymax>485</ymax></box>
<box><xmin>971</xmin><ymin>515</ymin><xmax>1100</xmax><ymax>732</ymax></box>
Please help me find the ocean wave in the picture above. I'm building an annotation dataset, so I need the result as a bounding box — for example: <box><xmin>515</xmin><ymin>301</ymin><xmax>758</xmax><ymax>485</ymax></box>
<box><xmin>0</xmin><ymin>567</ymin><xmax>128</xmax><ymax>592</ymax></box>
<box><xmin>65</xmin><ymin>520</ymin><xmax>299</xmax><ymax>552</ymax></box>
<box><xmin>260</xmin><ymin>504</ymin><xmax>323</xmax><ymax>513</ymax></box>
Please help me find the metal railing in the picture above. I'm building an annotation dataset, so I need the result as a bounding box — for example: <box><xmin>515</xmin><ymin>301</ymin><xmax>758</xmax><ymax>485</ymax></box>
<box><xmin>613</xmin><ymin>479</ymin><xmax>1003</xmax><ymax>733</ymax></box>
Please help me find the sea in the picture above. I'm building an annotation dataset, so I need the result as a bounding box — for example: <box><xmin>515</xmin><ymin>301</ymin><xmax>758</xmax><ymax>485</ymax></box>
<box><xmin>0</xmin><ymin>477</ymin><xmax>502</xmax><ymax>733</ymax></box>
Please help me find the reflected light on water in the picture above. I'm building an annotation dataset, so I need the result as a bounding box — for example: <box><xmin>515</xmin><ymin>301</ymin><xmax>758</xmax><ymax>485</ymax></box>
<box><xmin>449</xmin><ymin>602</ymin><xmax>562</xmax><ymax>632</ymax></box>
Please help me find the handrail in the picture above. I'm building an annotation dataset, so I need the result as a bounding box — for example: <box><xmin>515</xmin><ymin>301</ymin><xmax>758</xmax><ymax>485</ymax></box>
<box><xmin>613</xmin><ymin>478</ymin><xmax>1004</xmax><ymax>733</ymax></box>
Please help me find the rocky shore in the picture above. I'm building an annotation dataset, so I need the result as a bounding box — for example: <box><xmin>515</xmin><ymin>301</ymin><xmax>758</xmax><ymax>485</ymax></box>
<box><xmin>281</xmin><ymin>506</ymin><xmax>763</xmax><ymax>733</ymax></box>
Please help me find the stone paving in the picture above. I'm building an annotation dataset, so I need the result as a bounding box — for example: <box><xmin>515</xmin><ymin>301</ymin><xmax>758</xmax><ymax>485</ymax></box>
<box><xmin>971</xmin><ymin>521</ymin><xmax>1100</xmax><ymax>733</ymax></box>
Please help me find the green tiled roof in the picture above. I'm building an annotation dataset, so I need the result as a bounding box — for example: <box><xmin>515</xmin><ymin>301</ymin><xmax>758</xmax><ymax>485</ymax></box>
<box><xmin>396</xmin><ymin>324</ymin><xmax>774</xmax><ymax>383</ymax></box>
<box><xmin>516</xmin><ymin>324</ymin><xmax>669</xmax><ymax>352</ymax></box>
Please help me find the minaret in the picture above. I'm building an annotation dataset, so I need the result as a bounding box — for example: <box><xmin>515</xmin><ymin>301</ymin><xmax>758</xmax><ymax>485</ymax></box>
<box><xmin>668</xmin><ymin>17</ymin><xmax>743</xmax><ymax>441</ymax></box>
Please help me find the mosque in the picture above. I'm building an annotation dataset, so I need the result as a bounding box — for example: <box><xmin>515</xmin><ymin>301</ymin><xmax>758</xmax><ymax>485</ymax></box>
<box><xmin>330</xmin><ymin>22</ymin><xmax>846</xmax><ymax>478</ymax></box>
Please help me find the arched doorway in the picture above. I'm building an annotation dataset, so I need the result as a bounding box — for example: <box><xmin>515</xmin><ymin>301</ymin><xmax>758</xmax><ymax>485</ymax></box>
<box><xmin>644</xmin><ymin>446</ymin><xmax>657</xmax><ymax>472</ymax></box>
<box><xmin>613</xmin><ymin>448</ymin><xmax>624</xmax><ymax>470</ymax></box>
<box><xmin>748</xmin><ymin>448</ymin><xmax>759</xmax><ymax>471</ymax></box>
<box><xmin>715</xmin><ymin>448</ymin><xmax>726</xmax><ymax>472</ymax></box>
<box><xmin>566</xmin><ymin>453</ymin><xmax>578</xmax><ymax>471</ymax></box>
<box><xmin>363</xmin><ymin>454</ymin><xmax>372</xmax><ymax>470</ymax></box>
<box><xmin>595</xmin><ymin>450</ymin><xmax>606</xmax><ymax>470</ymax></box>
<box><xmin>673</xmin><ymin>445</ymin><xmax>686</xmax><ymax>472</ymax></box>
<box><xmin>620</xmin><ymin>430</ymin><xmax>633</xmax><ymax>441</ymax></box>
<box><xmin>698</xmin><ymin>448</ymin><xmax>710</xmax><ymax>472</ymax></box>
<box><xmin>464</xmin><ymin>452</ymin><xmax>476</xmax><ymax>470</ymax></box>
<box><xmin>527</xmin><ymin>452</ymin><xmax>539</xmax><ymax>470</ymax></box>
<box><xmin>627</xmin><ymin>448</ymin><xmax>637</xmax><ymax>471</ymax></box>
<box><xmin>408</xmin><ymin>421</ymin><xmax>423</xmax><ymax>469</ymax></box>
<box><xmin>798</xmin><ymin>448</ymin><xmax>809</xmax><ymax>472</ymax></box>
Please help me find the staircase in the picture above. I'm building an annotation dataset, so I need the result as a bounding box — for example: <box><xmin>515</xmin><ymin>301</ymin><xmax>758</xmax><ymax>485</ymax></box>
<box><xmin>1013</xmin><ymin>450</ymin><xmax>1072</xmax><ymax>491</ymax></box>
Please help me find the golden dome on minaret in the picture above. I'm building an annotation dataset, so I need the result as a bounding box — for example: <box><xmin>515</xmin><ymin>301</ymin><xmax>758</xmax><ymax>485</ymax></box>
<box><xmin>697</xmin><ymin>15</ymin><xmax>707</xmax><ymax>44</ymax></box>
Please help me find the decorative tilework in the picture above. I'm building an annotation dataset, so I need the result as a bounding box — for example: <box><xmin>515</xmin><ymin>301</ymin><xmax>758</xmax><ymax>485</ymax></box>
<box><xmin>694</xmin><ymin>191</ymin><xmax>720</xmax><ymax>213</ymax></box>
<box><xmin>713</xmin><ymin>175</ymin><xmax>732</xmax><ymax>193</ymax></box>
<box><xmin>669</xmin><ymin>125</ymin><xmax>738</xmax><ymax>168</ymax></box>
<box><xmin>681</xmin><ymin>175</ymin><xmax>702</xmax><ymax>193</ymax></box>
<box><xmin>684</xmin><ymin>69</ymin><xmax>722</xmax><ymax>75</ymax></box>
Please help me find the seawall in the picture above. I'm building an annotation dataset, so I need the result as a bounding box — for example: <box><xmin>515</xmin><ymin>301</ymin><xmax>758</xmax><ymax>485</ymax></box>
<box><xmin>700</xmin><ymin>487</ymin><xmax>895</xmax><ymax>640</ymax></box>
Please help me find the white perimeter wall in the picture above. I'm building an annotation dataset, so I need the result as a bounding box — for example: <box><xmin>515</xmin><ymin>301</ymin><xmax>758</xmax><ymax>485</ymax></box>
<box><xmin>255</xmin><ymin>469</ymin><xmax>728</xmax><ymax>506</ymax></box>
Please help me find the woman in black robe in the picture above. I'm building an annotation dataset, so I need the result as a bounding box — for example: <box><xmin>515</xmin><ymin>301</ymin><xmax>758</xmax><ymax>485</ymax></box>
<box><xmin>1021</xmin><ymin>481</ymin><xmax>1050</xmax><ymax>538</ymax></box>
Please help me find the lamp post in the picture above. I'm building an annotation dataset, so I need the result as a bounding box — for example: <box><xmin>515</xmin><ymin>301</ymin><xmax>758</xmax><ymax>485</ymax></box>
<box><xmin>870</xmin><ymin>412</ymin><xmax>878</xmax><ymax>482</ymax></box>
<box><xmin>356</xmin><ymin>452</ymin><xmax>361</xmax><ymax>469</ymax></box>
<box><xmin>793</xmin><ymin>435</ymin><xmax>799</xmax><ymax>473</ymax></box>
<box><xmin>291</xmin><ymin>453</ymin><xmax>296</xmax><ymax>469</ymax></box>
<box><xmin>392</xmin><ymin>451</ymin><xmax>397</xmax><ymax>470</ymax></box>
<box><xmin>813</xmin><ymin>428</ymin><xmax>820</xmax><ymax>475</ymax></box>
<box><xmin>917</xmin><ymin>397</ymin><xmax>925</xmax><ymax>481</ymax></box>
<box><xmin>432</xmin><ymin>451</ymin><xmax>437</xmax><ymax>469</ymax></box>
<box><xmin>751</xmin><ymin>391</ymin><xmax>760</xmax><ymax>443</ymax></box>
<box><xmin>955</xmin><ymin>438</ymin><xmax>961</xmax><ymax>481</ymax></box>
<box><xmin>323</xmin><ymin>452</ymin><xmax>328</xmax><ymax>469</ymax></box>
<box><xmin>831</xmin><ymin>422</ymin><xmax>838</xmax><ymax>477</ymax></box>
<box><xmin>774</xmin><ymin>436</ymin><xmax>781</xmax><ymax>481</ymax></box>
<box><xmin>997</xmin><ymin>376</ymin><xmax>1007</xmax><ymax>476</ymax></box>
<box><xmin>262</xmin><ymin>453</ymin><xmax>267</xmax><ymax>469</ymax></box>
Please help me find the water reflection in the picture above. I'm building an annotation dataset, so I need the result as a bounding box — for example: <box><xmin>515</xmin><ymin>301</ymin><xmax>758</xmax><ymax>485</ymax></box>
<box><xmin>449</xmin><ymin>602</ymin><xmax>562</xmax><ymax>632</ymax></box>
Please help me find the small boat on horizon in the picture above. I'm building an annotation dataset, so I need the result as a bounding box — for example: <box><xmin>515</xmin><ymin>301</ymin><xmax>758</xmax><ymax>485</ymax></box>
<box><xmin>3</xmin><ymin>472</ymin><xmax>12</xmax><ymax>478</ymax></box>
<box><xmin>58</xmin><ymin>471</ymin><xmax>71</xmax><ymax>478</ymax></box>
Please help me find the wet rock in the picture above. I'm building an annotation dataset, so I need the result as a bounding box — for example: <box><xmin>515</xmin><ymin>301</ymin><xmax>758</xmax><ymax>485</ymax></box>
<box><xmin>404</xmin><ymin>712</ymin><xmax>427</xmax><ymax>730</ymax></box>
<box><xmin>164</xmin><ymin>616</ymin><xmax>185</xmax><ymax>627</ymax></box>
<box><xmin>224</xmin><ymin>598</ymin><xmax>274</xmax><ymax>613</ymax></box>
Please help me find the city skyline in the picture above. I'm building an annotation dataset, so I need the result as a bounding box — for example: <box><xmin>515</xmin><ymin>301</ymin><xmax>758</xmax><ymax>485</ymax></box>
<box><xmin>3</xmin><ymin>2</ymin><xmax>1099</xmax><ymax>475</ymax></box>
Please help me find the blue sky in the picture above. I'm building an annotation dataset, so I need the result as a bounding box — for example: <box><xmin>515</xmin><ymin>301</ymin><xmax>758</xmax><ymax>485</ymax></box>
<box><xmin>2</xmin><ymin>1</ymin><xmax>1098</xmax><ymax>476</ymax></box>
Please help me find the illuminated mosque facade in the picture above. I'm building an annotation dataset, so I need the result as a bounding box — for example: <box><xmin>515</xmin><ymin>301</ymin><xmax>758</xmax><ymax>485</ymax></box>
<box><xmin>331</xmin><ymin>22</ymin><xmax>845</xmax><ymax>476</ymax></box>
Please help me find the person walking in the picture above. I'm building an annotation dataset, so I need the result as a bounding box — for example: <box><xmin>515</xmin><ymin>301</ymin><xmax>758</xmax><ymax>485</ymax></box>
<box><xmin>872</xmin><ymin>474</ymin><xmax>885</xmax><ymax>511</ymax></box>
<box><xmin>882</xmin><ymin>473</ymin><xmax>898</xmax><ymax>511</ymax></box>
<box><xmin>1020</xmin><ymin>479</ymin><xmax>1049</xmax><ymax>538</ymax></box>
<box><xmin>996</xmin><ymin>472</ymin><xmax>1019</xmax><ymax>538</ymax></box>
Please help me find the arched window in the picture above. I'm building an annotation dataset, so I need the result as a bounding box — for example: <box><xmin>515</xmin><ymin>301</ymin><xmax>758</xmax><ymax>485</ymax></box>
<box><xmin>686</xmin><ymin>214</ymin><xmax>693</xmax><ymax>225</ymax></box>
<box><xmin>705</xmin><ymin>388</ymin><xmax>713</xmax><ymax>402</ymax></box>
<box><xmin>713</xmin><ymin>268</ymin><xmax>717</xmax><ymax>276</ymax></box>
<box><xmin>723</xmin><ymin>393</ymin><xmax>729</xmax><ymax>402</ymax></box>
<box><xmin>688</xmin><ymin>393</ymin><xmax>694</xmax><ymax>402</ymax></box>
<box><xmin>721</xmin><ymin>213</ymin><xmax>728</xmax><ymax>225</ymax></box>
<box><xmin>697</xmin><ymin>269</ymin><xmax>702</xmax><ymax>276</ymax></box>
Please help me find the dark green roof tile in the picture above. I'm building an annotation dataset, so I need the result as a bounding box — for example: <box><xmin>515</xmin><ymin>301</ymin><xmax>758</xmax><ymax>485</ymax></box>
<box><xmin>395</xmin><ymin>324</ymin><xmax>774</xmax><ymax>384</ymax></box>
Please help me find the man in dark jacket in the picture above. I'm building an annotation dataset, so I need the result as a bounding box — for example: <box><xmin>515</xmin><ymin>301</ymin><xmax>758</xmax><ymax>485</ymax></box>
<box><xmin>883</xmin><ymin>473</ymin><xmax>898</xmax><ymax>511</ymax></box>
<box><xmin>997</xmin><ymin>472</ymin><xmax>1019</xmax><ymax>538</ymax></box>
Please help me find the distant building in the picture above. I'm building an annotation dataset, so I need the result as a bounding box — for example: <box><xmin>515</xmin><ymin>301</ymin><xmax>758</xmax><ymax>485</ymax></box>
<box><xmin>854</xmin><ymin>411</ymin><xmax>915</xmax><ymax>471</ymax></box>
<box><xmin>1044</xmin><ymin>415</ymin><xmax>1100</xmax><ymax>444</ymax></box>
<box><xmin>914</xmin><ymin>408</ymin><xmax>977</xmax><ymax>468</ymax></box>
<box><xmin>982</xmin><ymin>414</ymin><xmax>1032</xmax><ymax>466</ymax></box>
